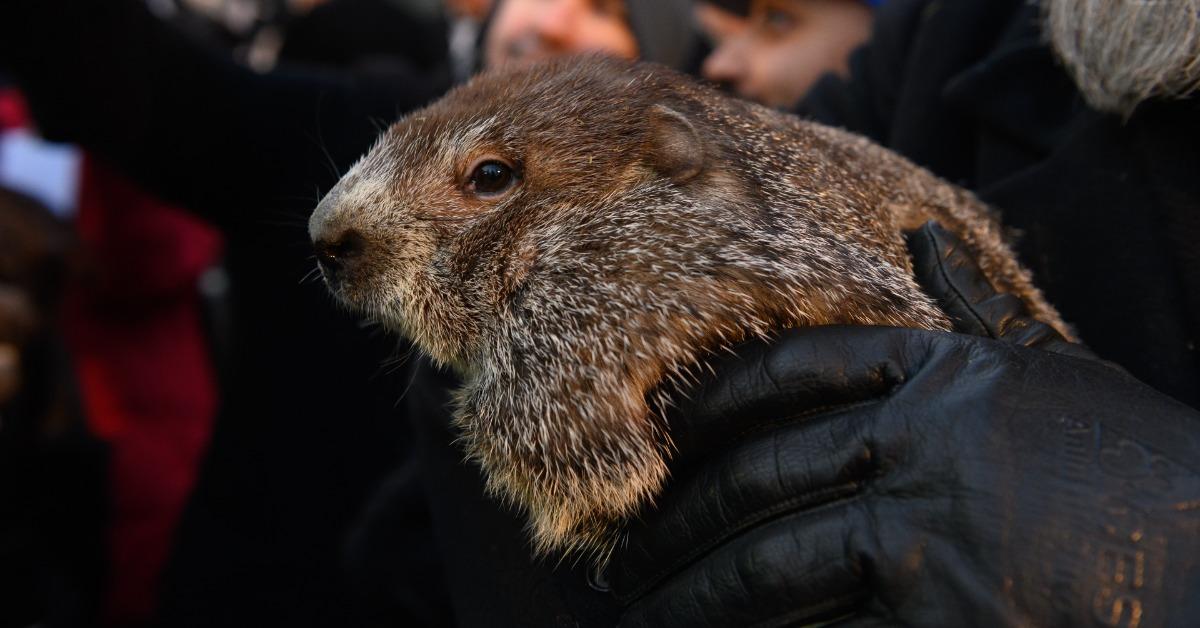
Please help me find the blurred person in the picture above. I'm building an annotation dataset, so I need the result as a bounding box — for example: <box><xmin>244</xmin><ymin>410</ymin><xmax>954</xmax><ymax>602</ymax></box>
<box><xmin>0</xmin><ymin>184</ymin><xmax>108</xmax><ymax>628</ymax></box>
<box><xmin>154</xmin><ymin>0</ymin><xmax>335</xmax><ymax>70</ymax></box>
<box><xmin>148</xmin><ymin>0</ymin><xmax>276</xmax><ymax>59</ymax></box>
<box><xmin>0</xmin><ymin>1</ymin><xmax>700</xmax><ymax>626</ymax></box>
<box><xmin>486</xmin><ymin>0</ymin><xmax>703</xmax><ymax>71</ymax></box>
<box><xmin>63</xmin><ymin>157</ymin><xmax>224</xmax><ymax>628</ymax></box>
<box><xmin>1044</xmin><ymin>0</ymin><xmax>1200</xmax><ymax>116</ymax></box>
<box><xmin>484</xmin><ymin>0</ymin><xmax>638</xmax><ymax>67</ymax></box>
<box><xmin>0</xmin><ymin>185</ymin><xmax>74</xmax><ymax>426</ymax></box>
<box><xmin>1</xmin><ymin>80</ymin><xmax>225</xmax><ymax>628</ymax></box>
<box><xmin>693</xmin><ymin>0</ymin><xmax>748</xmax><ymax>50</ymax></box>
<box><xmin>701</xmin><ymin>0</ymin><xmax>876</xmax><ymax>109</ymax></box>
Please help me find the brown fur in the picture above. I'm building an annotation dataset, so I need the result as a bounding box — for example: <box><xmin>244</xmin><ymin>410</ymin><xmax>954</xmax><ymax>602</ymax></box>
<box><xmin>309</xmin><ymin>56</ymin><xmax>1070</xmax><ymax>562</ymax></box>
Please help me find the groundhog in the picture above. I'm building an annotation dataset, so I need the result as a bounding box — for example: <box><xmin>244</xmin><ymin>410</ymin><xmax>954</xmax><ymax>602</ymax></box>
<box><xmin>308</xmin><ymin>55</ymin><xmax>1070</xmax><ymax>563</ymax></box>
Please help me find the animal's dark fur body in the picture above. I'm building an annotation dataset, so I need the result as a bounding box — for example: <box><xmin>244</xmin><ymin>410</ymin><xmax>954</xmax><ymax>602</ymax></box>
<box><xmin>309</xmin><ymin>56</ymin><xmax>1069</xmax><ymax>561</ymax></box>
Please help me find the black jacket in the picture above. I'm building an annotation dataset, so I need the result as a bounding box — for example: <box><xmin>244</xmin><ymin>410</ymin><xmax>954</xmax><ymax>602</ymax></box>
<box><xmin>801</xmin><ymin>0</ymin><xmax>1199</xmax><ymax>408</ymax></box>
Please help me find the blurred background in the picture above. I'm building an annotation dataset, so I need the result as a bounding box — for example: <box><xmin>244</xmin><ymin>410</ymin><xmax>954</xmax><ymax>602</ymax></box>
<box><xmin>0</xmin><ymin>2</ymin><xmax>882</xmax><ymax>625</ymax></box>
<box><xmin>2</xmin><ymin>0</ymin><xmax>1195</xmax><ymax>626</ymax></box>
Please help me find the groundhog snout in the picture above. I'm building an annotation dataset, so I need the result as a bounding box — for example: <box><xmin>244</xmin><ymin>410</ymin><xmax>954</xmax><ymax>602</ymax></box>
<box><xmin>313</xmin><ymin>228</ymin><xmax>368</xmax><ymax>280</ymax></box>
<box><xmin>310</xmin><ymin>180</ymin><xmax>375</xmax><ymax>286</ymax></box>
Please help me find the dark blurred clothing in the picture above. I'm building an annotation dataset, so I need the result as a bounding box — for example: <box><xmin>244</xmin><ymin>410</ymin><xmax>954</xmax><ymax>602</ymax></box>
<box><xmin>800</xmin><ymin>0</ymin><xmax>1199</xmax><ymax>407</ymax></box>
<box><xmin>1</xmin><ymin>1</ymin><xmax>449</xmax><ymax>625</ymax></box>
<box><xmin>279</xmin><ymin>0</ymin><xmax>450</xmax><ymax>74</ymax></box>
<box><xmin>0</xmin><ymin>181</ymin><xmax>107</xmax><ymax>628</ymax></box>
<box><xmin>0</xmin><ymin>337</ymin><xmax>108</xmax><ymax>628</ymax></box>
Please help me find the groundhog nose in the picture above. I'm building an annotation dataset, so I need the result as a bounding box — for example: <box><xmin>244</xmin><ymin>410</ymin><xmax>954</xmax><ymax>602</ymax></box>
<box><xmin>314</xmin><ymin>229</ymin><xmax>367</xmax><ymax>275</ymax></box>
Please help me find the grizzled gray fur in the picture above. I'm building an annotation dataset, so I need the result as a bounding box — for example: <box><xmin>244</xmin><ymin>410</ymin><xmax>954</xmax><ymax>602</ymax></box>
<box><xmin>309</xmin><ymin>56</ymin><xmax>1069</xmax><ymax>563</ymax></box>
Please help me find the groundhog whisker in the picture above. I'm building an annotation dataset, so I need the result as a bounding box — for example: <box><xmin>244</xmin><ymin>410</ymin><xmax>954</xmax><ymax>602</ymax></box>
<box><xmin>391</xmin><ymin>362</ymin><xmax>424</xmax><ymax>408</ymax></box>
<box><xmin>305</xmin><ymin>125</ymin><xmax>344</xmax><ymax>182</ymax></box>
<box><xmin>298</xmin><ymin>266</ymin><xmax>322</xmax><ymax>285</ymax></box>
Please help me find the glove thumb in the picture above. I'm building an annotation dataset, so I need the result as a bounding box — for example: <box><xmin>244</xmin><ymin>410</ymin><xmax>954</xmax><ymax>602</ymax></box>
<box><xmin>905</xmin><ymin>221</ymin><xmax>1092</xmax><ymax>358</ymax></box>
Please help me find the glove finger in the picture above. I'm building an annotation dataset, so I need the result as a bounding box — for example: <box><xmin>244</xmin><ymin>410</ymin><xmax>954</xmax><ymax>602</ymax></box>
<box><xmin>615</xmin><ymin>399</ymin><xmax>884</xmax><ymax>595</ymax></box>
<box><xmin>905</xmin><ymin>221</ymin><xmax>1088</xmax><ymax>357</ymax></box>
<box><xmin>905</xmin><ymin>220</ymin><xmax>1011</xmax><ymax>338</ymax></box>
<box><xmin>666</xmin><ymin>325</ymin><xmax>912</xmax><ymax>471</ymax></box>
<box><xmin>616</xmin><ymin>505</ymin><xmax>872</xmax><ymax>628</ymax></box>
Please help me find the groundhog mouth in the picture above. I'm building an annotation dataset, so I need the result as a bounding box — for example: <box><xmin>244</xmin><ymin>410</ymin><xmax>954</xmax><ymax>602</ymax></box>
<box><xmin>315</xmin><ymin>263</ymin><xmax>367</xmax><ymax>309</ymax></box>
<box><xmin>312</xmin><ymin>245</ymin><xmax>395</xmax><ymax>312</ymax></box>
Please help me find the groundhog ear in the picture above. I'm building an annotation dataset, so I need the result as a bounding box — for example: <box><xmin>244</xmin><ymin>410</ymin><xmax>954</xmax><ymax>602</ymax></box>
<box><xmin>647</xmin><ymin>105</ymin><xmax>704</xmax><ymax>182</ymax></box>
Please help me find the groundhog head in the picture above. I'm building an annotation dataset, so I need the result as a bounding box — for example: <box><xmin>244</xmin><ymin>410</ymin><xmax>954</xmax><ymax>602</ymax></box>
<box><xmin>310</xmin><ymin>56</ymin><xmax>964</xmax><ymax>561</ymax></box>
<box><xmin>309</xmin><ymin>56</ymin><xmax>718</xmax><ymax>371</ymax></box>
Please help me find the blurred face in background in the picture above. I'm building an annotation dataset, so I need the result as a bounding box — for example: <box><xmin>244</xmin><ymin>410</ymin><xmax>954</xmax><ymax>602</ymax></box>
<box><xmin>694</xmin><ymin>1</ymin><xmax>749</xmax><ymax>50</ymax></box>
<box><xmin>484</xmin><ymin>0</ymin><xmax>639</xmax><ymax>69</ymax></box>
<box><xmin>701</xmin><ymin>0</ymin><xmax>872</xmax><ymax>109</ymax></box>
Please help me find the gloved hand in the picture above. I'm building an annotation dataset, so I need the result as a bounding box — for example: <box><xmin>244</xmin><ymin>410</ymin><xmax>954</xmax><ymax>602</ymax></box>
<box><xmin>608</xmin><ymin>223</ymin><xmax>1200</xmax><ymax>627</ymax></box>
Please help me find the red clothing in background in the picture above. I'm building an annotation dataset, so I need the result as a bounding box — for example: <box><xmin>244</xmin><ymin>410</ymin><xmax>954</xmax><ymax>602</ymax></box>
<box><xmin>1</xmin><ymin>88</ymin><xmax>223</xmax><ymax>626</ymax></box>
<box><xmin>4</xmin><ymin>87</ymin><xmax>224</xmax><ymax>624</ymax></box>
<box><xmin>66</xmin><ymin>156</ymin><xmax>222</xmax><ymax>626</ymax></box>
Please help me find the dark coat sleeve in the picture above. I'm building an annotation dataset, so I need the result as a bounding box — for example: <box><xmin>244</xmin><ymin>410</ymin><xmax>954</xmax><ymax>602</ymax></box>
<box><xmin>798</xmin><ymin>0</ymin><xmax>1035</xmax><ymax>186</ymax></box>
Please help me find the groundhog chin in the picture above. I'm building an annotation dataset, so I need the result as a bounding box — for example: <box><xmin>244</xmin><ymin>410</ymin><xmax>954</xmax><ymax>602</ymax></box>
<box><xmin>321</xmin><ymin>275</ymin><xmax>432</xmax><ymax>356</ymax></box>
<box><xmin>319</xmin><ymin>269</ymin><xmax>382</xmax><ymax>313</ymax></box>
<box><xmin>463</xmin><ymin>423</ymin><xmax>671</xmax><ymax>564</ymax></box>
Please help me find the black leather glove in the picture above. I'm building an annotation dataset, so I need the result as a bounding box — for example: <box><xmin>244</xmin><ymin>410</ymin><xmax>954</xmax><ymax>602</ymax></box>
<box><xmin>609</xmin><ymin>223</ymin><xmax>1200</xmax><ymax>627</ymax></box>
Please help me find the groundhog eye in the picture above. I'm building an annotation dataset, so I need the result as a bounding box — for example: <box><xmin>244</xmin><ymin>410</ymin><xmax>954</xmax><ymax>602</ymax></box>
<box><xmin>469</xmin><ymin>160</ymin><xmax>517</xmax><ymax>197</ymax></box>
